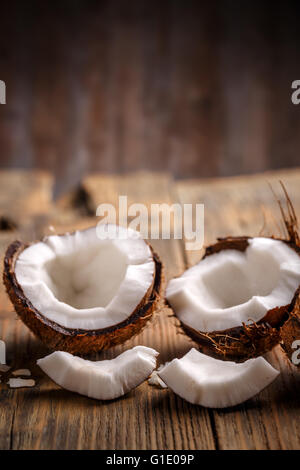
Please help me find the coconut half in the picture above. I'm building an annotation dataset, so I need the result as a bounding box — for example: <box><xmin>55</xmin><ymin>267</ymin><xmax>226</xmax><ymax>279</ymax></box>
<box><xmin>158</xmin><ymin>348</ymin><xmax>279</xmax><ymax>408</ymax></box>
<box><xmin>4</xmin><ymin>225</ymin><xmax>163</xmax><ymax>353</ymax></box>
<box><xmin>167</xmin><ymin>237</ymin><xmax>300</xmax><ymax>361</ymax></box>
<box><xmin>37</xmin><ymin>346</ymin><xmax>158</xmax><ymax>400</ymax></box>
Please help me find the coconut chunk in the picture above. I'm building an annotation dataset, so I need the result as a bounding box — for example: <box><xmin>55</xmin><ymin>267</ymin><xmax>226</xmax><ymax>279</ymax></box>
<box><xmin>14</xmin><ymin>225</ymin><xmax>155</xmax><ymax>330</ymax></box>
<box><xmin>4</xmin><ymin>225</ymin><xmax>162</xmax><ymax>354</ymax></box>
<box><xmin>158</xmin><ymin>348</ymin><xmax>279</xmax><ymax>408</ymax></box>
<box><xmin>8</xmin><ymin>378</ymin><xmax>35</xmax><ymax>388</ymax></box>
<box><xmin>0</xmin><ymin>364</ymin><xmax>10</xmax><ymax>373</ymax></box>
<box><xmin>37</xmin><ymin>346</ymin><xmax>158</xmax><ymax>400</ymax></box>
<box><xmin>12</xmin><ymin>369</ymin><xmax>31</xmax><ymax>377</ymax></box>
<box><xmin>148</xmin><ymin>363</ymin><xmax>169</xmax><ymax>388</ymax></box>
<box><xmin>167</xmin><ymin>237</ymin><xmax>300</xmax><ymax>332</ymax></box>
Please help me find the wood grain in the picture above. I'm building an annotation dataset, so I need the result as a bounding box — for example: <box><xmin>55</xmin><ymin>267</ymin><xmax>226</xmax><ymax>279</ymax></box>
<box><xmin>1</xmin><ymin>2</ymin><xmax>300</xmax><ymax>193</ymax></box>
<box><xmin>1</xmin><ymin>168</ymin><xmax>300</xmax><ymax>449</ymax></box>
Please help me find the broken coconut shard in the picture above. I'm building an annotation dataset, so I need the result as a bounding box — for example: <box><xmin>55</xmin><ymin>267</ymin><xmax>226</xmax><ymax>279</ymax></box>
<box><xmin>167</xmin><ymin>184</ymin><xmax>300</xmax><ymax>363</ymax></box>
<box><xmin>7</xmin><ymin>378</ymin><xmax>35</xmax><ymax>388</ymax></box>
<box><xmin>158</xmin><ymin>348</ymin><xmax>279</xmax><ymax>408</ymax></box>
<box><xmin>3</xmin><ymin>225</ymin><xmax>163</xmax><ymax>354</ymax></box>
<box><xmin>37</xmin><ymin>346</ymin><xmax>158</xmax><ymax>400</ymax></box>
<box><xmin>148</xmin><ymin>362</ymin><xmax>169</xmax><ymax>388</ymax></box>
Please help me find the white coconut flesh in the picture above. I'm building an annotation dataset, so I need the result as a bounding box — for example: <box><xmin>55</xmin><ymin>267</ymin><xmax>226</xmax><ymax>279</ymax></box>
<box><xmin>37</xmin><ymin>346</ymin><xmax>158</xmax><ymax>400</ymax></box>
<box><xmin>158</xmin><ymin>348</ymin><xmax>279</xmax><ymax>408</ymax></box>
<box><xmin>148</xmin><ymin>362</ymin><xmax>169</xmax><ymax>388</ymax></box>
<box><xmin>15</xmin><ymin>225</ymin><xmax>155</xmax><ymax>330</ymax></box>
<box><xmin>166</xmin><ymin>237</ymin><xmax>300</xmax><ymax>332</ymax></box>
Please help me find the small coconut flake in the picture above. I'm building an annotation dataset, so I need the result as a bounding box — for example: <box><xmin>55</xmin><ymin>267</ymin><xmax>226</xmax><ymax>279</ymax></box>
<box><xmin>0</xmin><ymin>364</ymin><xmax>10</xmax><ymax>373</ymax></box>
<box><xmin>7</xmin><ymin>378</ymin><xmax>35</xmax><ymax>388</ymax></box>
<box><xmin>12</xmin><ymin>369</ymin><xmax>31</xmax><ymax>377</ymax></box>
<box><xmin>148</xmin><ymin>363</ymin><xmax>169</xmax><ymax>388</ymax></box>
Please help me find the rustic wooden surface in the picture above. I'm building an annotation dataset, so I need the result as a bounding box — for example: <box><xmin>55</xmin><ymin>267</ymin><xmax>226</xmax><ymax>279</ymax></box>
<box><xmin>0</xmin><ymin>168</ymin><xmax>300</xmax><ymax>450</ymax></box>
<box><xmin>1</xmin><ymin>1</ymin><xmax>300</xmax><ymax>194</ymax></box>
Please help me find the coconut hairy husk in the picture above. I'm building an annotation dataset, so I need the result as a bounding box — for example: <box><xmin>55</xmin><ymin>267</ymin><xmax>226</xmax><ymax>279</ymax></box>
<box><xmin>3</xmin><ymin>239</ymin><xmax>163</xmax><ymax>354</ymax></box>
<box><xmin>276</xmin><ymin>183</ymin><xmax>300</xmax><ymax>366</ymax></box>
<box><xmin>280</xmin><ymin>287</ymin><xmax>300</xmax><ymax>365</ymax></box>
<box><xmin>176</xmin><ymin>182</ymin><xmax>300</xmax><ymax>363</ymax></box>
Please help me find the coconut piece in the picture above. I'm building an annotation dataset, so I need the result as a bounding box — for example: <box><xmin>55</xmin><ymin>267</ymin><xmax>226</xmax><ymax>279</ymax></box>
<box><xmin>167</xmin><ymin>237</ymin><xmax>300</xmax><ymax>361</ymax></box>
<box><xmin>0</xmin><ymin>364</ymin><xmax>10</xmax><ymax>373</ymax></box>
<box><xmin>158</xmin><ymin>348</ymin><xmax>279</xmax><ymax>408</ymax></box>
<box><xmin>3</xmin><ymin>225</ymin><xmax>163</xmax><ymax>354</ymax></box>
<box><xmin>37</xmin><ymin>346</ymin><xmax>158</xmax><ymax>400</ymax></box>
<box><xmin>8</xmin><ymin>378</ymin><xmax>35</xmax><ymax>388</ymax></box>
<box><xmin>148</xmin><ymin>363</ymin><xmax>169</xmax><ymax>388</ymax></box>
<box><xmin>12</xmin><ymin>369</ymin><xmax>31</xmax><ymax>377</ymax></box>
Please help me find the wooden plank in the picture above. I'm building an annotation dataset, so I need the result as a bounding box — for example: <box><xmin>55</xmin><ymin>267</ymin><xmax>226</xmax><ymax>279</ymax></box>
<box><xmin>1</xmin><ymin>2</ymin><xmax>300</xmax><ymax>189</ymax></box>
<box><xmin>0</xmin><ymin>170</ymin><xmax>53</xmax><ymax>449</ymax></box>
<box><xmin>2</xmin><ymin>168</ymin><xmax>300</xmax><ymax>450</ymax></box>
<box><xmin>3</xmin><ymin>171</ymin><xmax>215</xmax><ymax>450</ymax></box>
<box><xmin>175</xmin><ymin>167</ymin><xmax>300</xmax><ymax>450</ymax></box>
<box><xmin>0</xmin><ymin>170</ymin><xmax>53</xmax><ymax>312</ymax></box>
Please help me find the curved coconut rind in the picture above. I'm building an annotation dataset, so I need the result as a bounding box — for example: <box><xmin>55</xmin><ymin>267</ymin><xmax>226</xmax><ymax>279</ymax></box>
<box><xmin>3</xmin><ymin>239</ymin><xmax>164</xmax><ymax>354</ymax></box>
<box><xmin>173</xmin><ymin>236</ymin><xmax>299</xmax><ymax>363</ymax></box>
<box><xmin>280</xmin><ymin>287</ymin><xmax>300</xmax><ymax>365</ymax></box>
<box><xmin>37</xmin><ymin>347</ymin><xmax>159</xmax><ymax>400</ymax></box>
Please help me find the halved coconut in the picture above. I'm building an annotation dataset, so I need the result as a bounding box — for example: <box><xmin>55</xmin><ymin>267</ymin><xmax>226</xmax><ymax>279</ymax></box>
<box><xmin>4</xmin><ymin>225</ymin><xmax>163</xmax><ymax>353</ymax></box>
<box><xmin>158</xmin><ymin>348</ymin><xmax>279</xmax><ymax>408</ymax></box>
<box><xmin>37</xmin><ymin>346</ymin><xmax>158</xmax><ymax>400</ymax></box>
<box><xmin>167</xmin><ymin>236</ymin><xmax>300</xmax><ymax>362</ymax></box>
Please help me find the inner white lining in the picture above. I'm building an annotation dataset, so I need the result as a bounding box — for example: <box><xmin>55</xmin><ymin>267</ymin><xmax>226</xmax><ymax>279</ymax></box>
<box><xmin>166</xmin><ymin>237</ymin><xmax>300</xmax><ymax>332</ymax></box>
<box><xmin>15</xmin><ymin>225</ymin><xmax>155</xmax><ymax>330</ymax></box>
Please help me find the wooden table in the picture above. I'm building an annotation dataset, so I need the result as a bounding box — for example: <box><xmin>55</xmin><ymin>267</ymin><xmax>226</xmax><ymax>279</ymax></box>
<box><xmin>1</xmin><ymin>2</ymin><xmax>300</xmax><ymax>194</ymax></box>
<box><xmin>0</xmin><ymin>168</ymin><xmax>300</xmax><ymax>450</ymax></box>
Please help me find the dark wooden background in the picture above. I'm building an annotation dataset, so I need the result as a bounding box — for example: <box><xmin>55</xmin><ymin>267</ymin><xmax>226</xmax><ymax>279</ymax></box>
<box><xmin>0</xmin><ymin>0</ymin><xmax>300</xmax><ymax>195</ymax></box>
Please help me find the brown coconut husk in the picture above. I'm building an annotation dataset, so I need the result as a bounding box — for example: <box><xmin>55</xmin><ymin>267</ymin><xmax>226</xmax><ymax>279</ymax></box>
<box><xmin>277</xmin><ymin>183</ymin><xmax>300</xmax><ymax>365</ymax></box>
<box><xmin>280</xmin><ymin>287</ymin><xmax>300</xmax><ymax>364</ymax></box>
<box><xmin>178</xmin><ymin>182</ymin><xmax>300</xmax><ymax>363</ymax></box>
<box><xmin>3</xmin><ymin>238</ymin><xmax>163</xmax><ymax>355</ymax></box>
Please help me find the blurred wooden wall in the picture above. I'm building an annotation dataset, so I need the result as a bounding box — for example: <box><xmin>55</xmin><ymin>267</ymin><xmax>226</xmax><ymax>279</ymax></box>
<box><xmin>0</xmin><ymin>0</ymin><xmax>300</xmax><ymax>195</ymax></box>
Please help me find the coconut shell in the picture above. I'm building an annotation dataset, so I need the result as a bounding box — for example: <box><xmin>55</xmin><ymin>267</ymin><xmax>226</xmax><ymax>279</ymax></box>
<box><xmin>176</xmin><ymin>236</ymin><xmax>300</xmax><ymax>362</ymax></box>
<box><xmin>280</xmin><ymin>287</ymin><xmax>300</xmax><ymax>365</ymax></box>
<box><xmin>3</xmin><ymin>239</ymin><xmax>163</xmax><ymax>354</ymax></box>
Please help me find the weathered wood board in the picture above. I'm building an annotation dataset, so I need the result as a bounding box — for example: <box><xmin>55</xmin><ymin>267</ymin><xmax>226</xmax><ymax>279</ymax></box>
<box><xmin>0</xmin><ymin>168</ymin><xmax>300</xmax><ymax>450</ymax></box>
